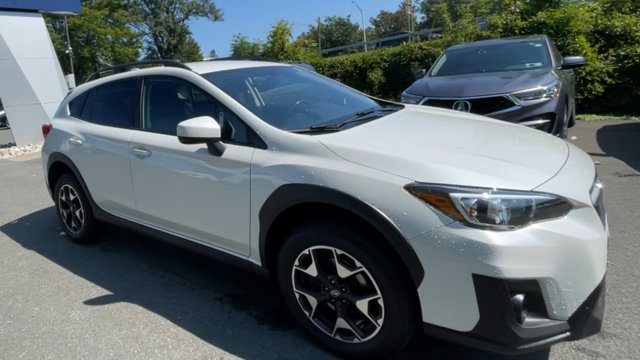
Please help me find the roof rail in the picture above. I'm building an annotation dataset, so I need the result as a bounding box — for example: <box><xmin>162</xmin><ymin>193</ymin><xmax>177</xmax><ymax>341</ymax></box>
<box><xmin>206</xmin><ymin>56</ymin><xmax>277</xmax><ymax>62</ymax></box>
<box><xmin>85</xmin><ymin>59</ymin><xmax>191</xmax><ymax>82</ymax></box>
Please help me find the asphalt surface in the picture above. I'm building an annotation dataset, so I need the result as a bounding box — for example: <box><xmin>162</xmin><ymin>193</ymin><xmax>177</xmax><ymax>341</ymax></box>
<box><xmin>0</xmin><ymin>120</ymin><xmax>638</xmax><ymax>360</ymax></box>
<box><xmin>0</xmin><ymin>128</ymin><xmax>15</xmax><ymax>145</ymax></box>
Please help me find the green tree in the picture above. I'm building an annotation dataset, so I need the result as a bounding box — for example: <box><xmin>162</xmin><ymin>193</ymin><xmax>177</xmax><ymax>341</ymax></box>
<box><xmin>128</xmin><ymin>0</ymin><xmax>222</xmax><ymax>60</ymax></box>
<box><xmin>299</xmin><ymin>16</ymin><xmax>361</xmax><ymax>50</ymax></box>
<box><xmin>230</xmin><ymin>34</ymin><xmax>263</xmax><ymax>57</ymax></box>
<box><xmin>370</xmin><ymin>2</ymin><xmax>418</xmax><ymax>37</ymax></box>
<box><xmin>418</xmin><ymin>0</ymin><xmax>493</xmax><ymax>29</ymax></box>
<box><xmin>46</xmin><ymin>0</ymin><xmax>140</xmax><ymax>83</ymax></box>
<box><xmin>420</xmin><ymin>1</ymin><xmax>485</xmax><ymax>45</ymax></box>
<box><xmin>178</xmin><ymin>36</ymin><xmax>204</xmax><ymax>61</ymax></box>
<box><xmin>263</xmin><ymin>19</ymin><xmax>294</xmax><ymax>60</ymax></box>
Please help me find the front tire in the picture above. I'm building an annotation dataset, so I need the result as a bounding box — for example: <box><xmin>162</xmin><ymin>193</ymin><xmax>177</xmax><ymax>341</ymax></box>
<box><xmin>558</xmin><ymin>104</ymin><xmax>569</xmax><ymax>139</ymax></box>
<box><xmin>54</xmin><ymin>173</ymin><xmax>103</xmax><ymax>244</ymax></box>
<box><xmin>277</xmin><ymin>222</ymin><xmax>417</xmax><ymax>359</ymax></box>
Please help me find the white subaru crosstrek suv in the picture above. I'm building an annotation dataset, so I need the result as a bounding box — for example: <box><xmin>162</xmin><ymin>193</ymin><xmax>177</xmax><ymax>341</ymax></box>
<box><xmin>41</xmin><ymin>59</ymin><xmax>607</xmax><ymax>358</ymax></box>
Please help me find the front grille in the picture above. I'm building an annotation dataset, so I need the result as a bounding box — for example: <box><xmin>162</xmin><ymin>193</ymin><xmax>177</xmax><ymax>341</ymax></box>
<box><xmin>423</xmin><ymin>96</ymin><xmax>516</xmax><ymax>115</ymax></box>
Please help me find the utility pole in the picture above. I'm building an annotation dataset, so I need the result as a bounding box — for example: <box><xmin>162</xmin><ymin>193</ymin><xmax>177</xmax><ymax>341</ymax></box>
<box><xmin>351</xmin><ymin>1</ymin><xmax>367</xmax><ymax>52</ymax></box>
<box><xmin>405</xmin><ymin>0</ymin><xmax>414</xmax><ymax>37</ymax></box>
<box><xmin>63</xmin><ymin>16</ymin><xmax>76</xmax><ymax>88</ymax></box>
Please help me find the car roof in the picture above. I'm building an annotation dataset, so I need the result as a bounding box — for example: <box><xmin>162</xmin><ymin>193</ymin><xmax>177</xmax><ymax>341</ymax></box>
<box><xmin>446</xmin><ymin>35</ymin><xmax>549</xmax><ymax>51</ymax></box>
<box><xmin>185</xmin><ymin>59</ymin><xmax>288</xmax><ymax>74</ymax></box>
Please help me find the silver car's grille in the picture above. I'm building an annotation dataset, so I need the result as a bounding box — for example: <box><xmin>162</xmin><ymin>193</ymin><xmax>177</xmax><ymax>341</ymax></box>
<box><xmin>423</xmin><ymin>96</ymin><xmax>517</xmax><ymax>115</ymax></box>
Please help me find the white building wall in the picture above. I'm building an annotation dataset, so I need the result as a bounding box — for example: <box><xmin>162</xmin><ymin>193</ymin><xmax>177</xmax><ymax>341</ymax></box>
<box><xmin>0</xmin><ymin>11</ymin><xmax>68</xmax><ymax>145</ymax></box>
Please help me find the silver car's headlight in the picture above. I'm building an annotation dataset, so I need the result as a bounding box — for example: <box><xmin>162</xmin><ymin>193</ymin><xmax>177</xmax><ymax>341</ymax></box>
<box><xmin>511</xmin><ymin>79</ymin><xmax>560</xmax><ymax>102</ymax></box>
<box><xmin>401</xmin><ymin>92</ymin><xmax>424</xmax><ymax>104</ymax></box>
<box><xmin>405</xmin><ymin>183</ymin><xmax>572</xmax><ymax>230</ymax></box>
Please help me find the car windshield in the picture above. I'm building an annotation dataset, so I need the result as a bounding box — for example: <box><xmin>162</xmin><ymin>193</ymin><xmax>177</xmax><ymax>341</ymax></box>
<box><xmin>203</xmin><ymin>66</ymin><xmax>394</xmax><ymax>132</ymax></box>
<box><xmin>430</xmin><ymin>40</ymin><xmax>551</xmax><ymax>77</ymax></box>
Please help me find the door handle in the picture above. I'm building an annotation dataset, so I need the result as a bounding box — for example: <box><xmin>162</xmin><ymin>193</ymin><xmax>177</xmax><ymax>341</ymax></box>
<box><xmin>132</xmin><ymin>148</ymin><xmax>152</xmax><ymax>159</ymax></box>
<box><xmin>68</xmin><ymin>138</ymin><xmax>83</xmax><ymax>146</ymax></box>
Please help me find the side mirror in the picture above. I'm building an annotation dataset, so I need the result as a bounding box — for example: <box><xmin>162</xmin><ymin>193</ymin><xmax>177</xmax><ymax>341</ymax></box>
<box><xmin>414</xmin><ymin>69</ymin><xmax>427</xmax><ymax>79</ymax></box>
<box><xmin>561</xmin><ymin>56</ymin><xmax>586</xmax><ymax>70</ymax></box>
<box><xmin>177</xmin><ymin>116</ymin><xmax>226</xmax><ymax>156</ymax></box>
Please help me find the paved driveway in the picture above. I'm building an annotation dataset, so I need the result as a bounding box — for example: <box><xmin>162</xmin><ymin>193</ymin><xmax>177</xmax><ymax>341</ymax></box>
<box><xmin>0</xmin><ymin>128</ymin><xmax>14</xmax><ymax>145</ymax></box>
<box><xmin>0</xmin><ymin>120</ymin><xmax>638</xmax><ymax>360</ymax></box>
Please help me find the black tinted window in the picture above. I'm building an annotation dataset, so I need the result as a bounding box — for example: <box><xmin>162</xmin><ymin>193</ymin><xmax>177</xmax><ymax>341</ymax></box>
<box><xmin>90</xmin><ymin>78</ymin><xmax>138</xmax><ymax>128</ymax></box>
<box><xmin>143</xmin><ymin>77</ymin><xmax>250</xmax><ymax>143</ymax></box>
<box><xmin>68</xmin><ymin>92</ymin><xmax>88</xmax><ymax>118</ymax></box>
<box><xmin>80</xmin><ymin>90</ymin><xmax>95</xmax><ymax>120</ymax></box>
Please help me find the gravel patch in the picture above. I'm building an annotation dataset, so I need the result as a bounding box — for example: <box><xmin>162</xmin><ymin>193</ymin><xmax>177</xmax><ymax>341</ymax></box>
<box><xmin>0</xmin><ymin>143</ymin><xmax>42</xmax><ymax>160</ymax></box>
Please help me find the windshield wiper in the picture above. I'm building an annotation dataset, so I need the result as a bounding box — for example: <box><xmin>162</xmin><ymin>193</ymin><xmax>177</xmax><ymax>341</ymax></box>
<box><xmin>289</xmin><ymin>105</ymin><xmax>401</xmax><ymax>134</ymax></box>
<box><xmin>288</xmin><ymin>126</ymin><xmax>342</xmax><ymax>133</ymax></box>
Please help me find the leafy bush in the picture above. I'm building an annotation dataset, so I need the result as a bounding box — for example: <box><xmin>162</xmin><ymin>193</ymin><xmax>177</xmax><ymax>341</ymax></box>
<box><xmin>309</xmin><ymin>41</ymin><xmax>445</xmax><ymax>100</ymax></box>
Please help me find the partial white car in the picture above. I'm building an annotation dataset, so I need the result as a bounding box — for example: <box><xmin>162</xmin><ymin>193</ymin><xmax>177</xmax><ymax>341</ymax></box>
<box><xmin>41</xmin><ymin>59</ymin><xmax>607</xmax><ymax>358</ymax></box>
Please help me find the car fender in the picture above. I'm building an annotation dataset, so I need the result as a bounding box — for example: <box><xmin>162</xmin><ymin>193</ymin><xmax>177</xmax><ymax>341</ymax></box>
<box><xmin>259</xmin><ymin>183</ymin><xmax>425</xmax><ymax>287</ymax></box>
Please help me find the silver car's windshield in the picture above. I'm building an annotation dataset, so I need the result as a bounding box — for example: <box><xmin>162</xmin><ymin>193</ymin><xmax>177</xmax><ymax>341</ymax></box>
<box><xmin>203</xmin><ymin>66</ymin><xmax>394</xmax><ymax>132</ymax></box>
<box><xmin>431</xmin><ymin>40</ymin><xmax>551</xmax><ymax>77</ymax></box>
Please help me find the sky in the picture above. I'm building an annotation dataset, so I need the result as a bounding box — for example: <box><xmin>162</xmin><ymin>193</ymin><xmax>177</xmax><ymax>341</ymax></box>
<box><xmin>189</xmin><ymin>0</ymin><xmax>404</xmax><ymax>58</ymax></box>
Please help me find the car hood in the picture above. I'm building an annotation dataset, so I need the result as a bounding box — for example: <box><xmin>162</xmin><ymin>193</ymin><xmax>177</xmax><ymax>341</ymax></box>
<box><xmin>317</xmin><ymin>106</ymin><xmax>569</xmax><ymax>190</ymax></box>
<box><xmin>405</xmin><ymin>70</ymin><xmax>556</xmax><ymax>98</ymax></box>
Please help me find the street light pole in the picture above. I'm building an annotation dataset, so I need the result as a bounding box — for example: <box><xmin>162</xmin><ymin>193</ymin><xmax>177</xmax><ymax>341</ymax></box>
<box><xmin>351</xmin><ymin>1</ymin><xmax>367</xmax><ymax>52</ymax></box>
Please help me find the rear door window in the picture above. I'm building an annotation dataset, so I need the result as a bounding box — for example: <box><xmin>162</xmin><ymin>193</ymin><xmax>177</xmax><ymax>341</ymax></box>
<box><xmin>83</xmin><ymin>78</ymin><xmax>139</xmax><ymax>128</ymax></box>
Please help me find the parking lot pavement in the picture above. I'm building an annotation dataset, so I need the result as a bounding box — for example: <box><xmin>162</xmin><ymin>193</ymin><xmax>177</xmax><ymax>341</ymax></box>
<box><xmin>0</xmin><ymin>120</ymin><xmax>638</xmax><ymax>360</ymax></box>
<box><xmin>0</xmin><ymin>128</ymin><xmax>14</xmax><ymax>145</ymax></box>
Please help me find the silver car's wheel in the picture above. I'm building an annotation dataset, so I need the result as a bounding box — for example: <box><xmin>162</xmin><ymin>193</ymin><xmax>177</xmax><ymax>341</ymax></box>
<box><xmin>58</xmin><ymin>184</ymin><xmax>84</xmax><ymax>234</ymax></box>
<box><xmin>54</xmin><ymin>173</ymin><xmax>104</xmax><ymax>243</ymax></box>
<box><xmin>291</xmin><ymin>246</ymin><xmax>385</xmax><ymax>343</ymax></box>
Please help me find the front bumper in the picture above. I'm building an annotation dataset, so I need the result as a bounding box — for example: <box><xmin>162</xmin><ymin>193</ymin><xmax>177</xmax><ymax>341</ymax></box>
<box><xmin>421</xmin><ymin>275</ymin><xmax>605</xmax><ymax>354</ymax></box>
<box><xmin>405</xmin><ymin>143</ymin><xmax>606</xmax><ymax>353</ymax></box>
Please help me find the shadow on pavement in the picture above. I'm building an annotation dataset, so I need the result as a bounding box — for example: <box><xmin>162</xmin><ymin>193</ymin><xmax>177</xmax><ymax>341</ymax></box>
<box><xmin>1</xmin><ymin>207</ymin><xmax>549</xmax><ymax>360</ymax></box>
<box><xmin>596</xmin><ymin>122</ymin><xmax>640</xmax><ymax>172</ymax></box>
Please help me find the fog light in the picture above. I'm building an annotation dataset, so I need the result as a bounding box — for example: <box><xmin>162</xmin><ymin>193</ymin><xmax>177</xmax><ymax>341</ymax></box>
<box><xmin>511</xmin><ymin>294</ymin><xmax>527</xmax><ymax>324</ymax></box>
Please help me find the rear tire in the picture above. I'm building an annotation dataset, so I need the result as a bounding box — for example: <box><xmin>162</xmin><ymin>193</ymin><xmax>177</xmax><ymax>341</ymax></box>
<box><xmin>54</xmin><ymin>173</ymin><xmax>104</xmax><ymax>244</ymax></box>
<box><xmin>277</xmin><ymin>222</ymin><xmax>417</xmax><ymax>359</ymax></box>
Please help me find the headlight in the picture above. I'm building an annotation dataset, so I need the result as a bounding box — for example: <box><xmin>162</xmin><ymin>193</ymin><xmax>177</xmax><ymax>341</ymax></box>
<box><xmin>511</xmin><ymin>80</ymin><xmax>560</xmax><ymax>102</ymax></box>
<box><xmin>401</xmin><ymin>92</ymin><xmax>424</xmax><ymax>104</ymax></box>
<box><xmin>405</xmin><ymin>183</ymin><xmax>572</xmax><ymax>230</ymax></box>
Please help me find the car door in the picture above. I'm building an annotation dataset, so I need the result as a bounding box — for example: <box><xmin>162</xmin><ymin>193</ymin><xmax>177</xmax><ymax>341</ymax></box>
<box><xmin>129</xmin><ymin>75</ymin><xmax>254</xmax><ymax>256</ymax></box>
<box><xmin>64</xmin><ymin>78</ymin><xmax>139</xmax><ymax>217</ymax></box>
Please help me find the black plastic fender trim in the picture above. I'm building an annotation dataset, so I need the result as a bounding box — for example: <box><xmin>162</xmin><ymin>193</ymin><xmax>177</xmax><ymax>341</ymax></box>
<box><xmin>258</xmin><ymin>183</ymin><xmax>425</xmax><ymax>287</ymax></box>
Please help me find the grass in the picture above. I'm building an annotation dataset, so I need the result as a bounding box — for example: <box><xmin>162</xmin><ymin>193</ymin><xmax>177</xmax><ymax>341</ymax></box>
<box><xmin>577</xmin><ymin>114</ymin><xmax>640</xmax><ymax>121</ymax></box>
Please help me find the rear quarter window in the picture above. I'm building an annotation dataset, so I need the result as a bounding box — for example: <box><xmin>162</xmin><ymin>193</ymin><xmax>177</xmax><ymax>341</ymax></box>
<box><xmin>68</xmin><ymin>91</ymin><xmax>88</xmax><ymax>118</ymax></box>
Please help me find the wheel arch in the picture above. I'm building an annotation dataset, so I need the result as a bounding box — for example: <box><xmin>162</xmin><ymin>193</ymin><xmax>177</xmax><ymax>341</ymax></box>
<box><xmin>47</xmin><ymin>153</ymin><xmax>100</xmax><ymax>213</ymax></box>
<box><xmin>259</xmin><ymin>184</ymin><xmax>425</xmax><ymax>289</ymax></box>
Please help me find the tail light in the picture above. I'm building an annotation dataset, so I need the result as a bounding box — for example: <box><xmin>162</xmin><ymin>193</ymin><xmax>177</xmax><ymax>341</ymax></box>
<box><xmin>42</xmin><ymin>123</ymin><xmax>52</xmax><ymax>139</ymax></box>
